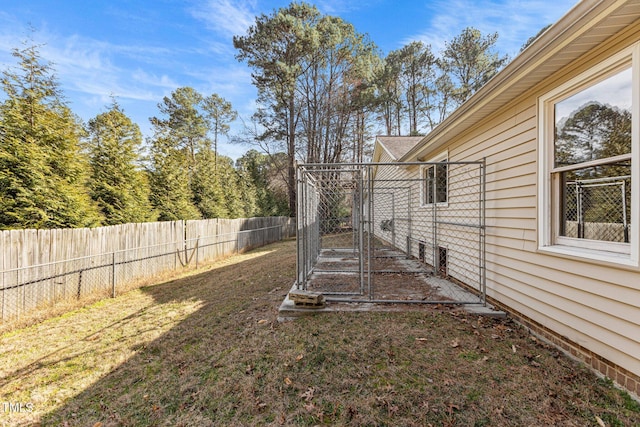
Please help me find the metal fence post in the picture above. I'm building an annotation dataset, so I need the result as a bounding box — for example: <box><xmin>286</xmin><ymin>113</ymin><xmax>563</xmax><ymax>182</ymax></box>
<box><xmin>77</xmin><ymin>270</ymin><xmax>83</xmax><ymax>300</ymax></box>
<box><xmin>111</xmin><ymin>252</ymin><xmax>116</xmax><ymax>298</ymax></box>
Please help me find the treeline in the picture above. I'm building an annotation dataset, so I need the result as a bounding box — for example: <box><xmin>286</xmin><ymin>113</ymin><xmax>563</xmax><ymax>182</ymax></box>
<box><xmin>1</xmin><ymin>1</ymin><xmax>520</xmax><ymax>228</ymax></box>
<box><xmin>0</xmin><ymin>46</ymin><xmax>288</xmax><ymax>230</ymax></box>
<box><xmin>234</xmin><ymin>2</ymin><xmax>510</xmax><ymax>214</ymax></box>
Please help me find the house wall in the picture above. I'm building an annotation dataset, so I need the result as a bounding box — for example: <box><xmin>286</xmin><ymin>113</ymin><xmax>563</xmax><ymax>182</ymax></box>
<box><xmin>371</xmin><ymin>150</ymin><xmax>485</xmax><ymax>294</ymax></box>
<box><xmin>413</xmin><ymin>23</ymin><xmax>640</xmax><ymax>395</ymax></box>
<box><xmin>370</xmin><ymin>150</ymin><xmax>414</xmax><ymax>251</ymax></box>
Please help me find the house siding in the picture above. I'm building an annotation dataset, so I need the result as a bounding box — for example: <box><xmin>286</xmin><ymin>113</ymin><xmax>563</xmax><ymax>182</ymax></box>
<box><xmin>373</xmin><ymin>144</ymin><xmax>485</xmax><ymax>295</ymax></box>
<box><xmin>417</xmin><ymin>30</ymin><xmax>640</xmax><ymax>387</ymax></box>
<box><xmin>367</xmin><ymin>6</ymin><xmax>640</xmax><ymax>397</ymax></box>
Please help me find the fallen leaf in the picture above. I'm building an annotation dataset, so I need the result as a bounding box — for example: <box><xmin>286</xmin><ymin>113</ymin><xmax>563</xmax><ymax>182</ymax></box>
<box><xmin>93</xmin><ymin>423</ymin><xmax>103</xmax><ymax>427</ymax></box>
<box><xmin>284</xmin><ymin>377</ymin><xmax>292</xmax><ymax>386</ymax></box>
<box><xmin>300</xmin><ymin>387</ymin><xmax>315</xmax><ymax>401</ymax></box>
<box><xmin>451</xmin><ymin>339</ymin><xmax>460</xmax><ymax>348</ymax></box>
<box><xmin>296</xmin><ymin>354</ymin><xmax>304</xmax><ymax>362</ymax></box>
<box><xmin>511</xmin><ymin>344</ymin><xmax>517</xmax><ymax>353</ymax></box>
<box><xmin>415</xmin><ymin>337</ymin><xmax>428</xmax><ymax>342</ymax></box>
<box><xmin>257</xmin><ymin>319</ymin><xmax>268</xmax><ymax>325</ymax></box>
<box><xmin>595</xmin><ymin>416</ymin><xmax>606</xmax><ymax>427</ymax></box>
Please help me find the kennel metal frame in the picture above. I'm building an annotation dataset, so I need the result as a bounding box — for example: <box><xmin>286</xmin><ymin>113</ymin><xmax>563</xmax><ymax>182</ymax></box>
<box><xmin>564</xmin><ymin>175</ymin><xmax>631</xmax><ymax>243</ymax></box>
<box><xmin>296</xmin><ymin>161</ymin><xmax>486</xmax><ymax>305</ymax></box>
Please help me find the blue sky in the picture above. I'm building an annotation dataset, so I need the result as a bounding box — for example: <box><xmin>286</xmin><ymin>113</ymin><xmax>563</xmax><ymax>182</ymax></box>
<box><xmin>0</xmin><ymin>0</ymin><xmax>578</xmax><ymax>159</ymax></box>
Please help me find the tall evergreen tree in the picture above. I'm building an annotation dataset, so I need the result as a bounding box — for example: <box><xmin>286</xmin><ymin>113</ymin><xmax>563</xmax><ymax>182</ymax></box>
<box><xmin>191</xmin><ymin>147</ymin><xmax>228</xmax><ymax>218</ymax></box>
<box><xmin>297</xmin><ymin>14</ymin><xmax>379</xmax><ymax>163</ymax></box>
<box><xmin>235</xmin><ymin>3</ymin><xmax>379</xmax><ymax>213</ymax></box>
<box><xmin>149</xmin><ymin>87</ymin><xmax>241</xmax><ymax>220</ymax></box>
<box><xmin>202</xmin><ymin>94</ymin><xmax>237</xmax><ymax>171</ymax></box>
<box><xmin>0</xmin><ymin>44</ymin><xmax>101</xmax><ymax>229</ymax></box>
<box><xmin>148</xmin><ymin>87</ymin><xmax>209</xmax><ymax>220</ymax></box>
<box><xmin>373</xmin><ymin>56</ymin><xmax>403</xmax><ymax>135</ymax></box>
<box><xmin>86</xmin><ymin>101</ymin><xmax>155</xmax><ymax>224</ymax></box>
<box><xmin>218</xmin><ymin>156</ymin><xmax>245</xmax><ymax>218</ymax></box>
<box><xmin>393</xmin><ymin>41</ymin><xmax>436</xmax><ymax>135</ymax></box>
<box><xmin>148</xmin><ymin>134</ymin><xmax>201</xmax><ymax>221</ymax></box>
<box><xmin>236</xmin><ymin>150</ymin><xmax>290</xmax><ymax>216</ymax></box>
<box><xmin>234</xmin><ymin>2</ymin><xmax>320</xmax><ymax>216</ymax></box>
<box><xmin>441</xmin><ymin>27</ymin><xmax>509</xmax><ymax>106</ymax></box>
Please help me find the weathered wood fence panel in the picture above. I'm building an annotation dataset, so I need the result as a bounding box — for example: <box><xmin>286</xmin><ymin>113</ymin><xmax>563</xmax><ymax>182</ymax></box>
<box><xmin>0</xmin><ymin>217</ymin><xmax>295</xmax><ymax>322</ymax></box>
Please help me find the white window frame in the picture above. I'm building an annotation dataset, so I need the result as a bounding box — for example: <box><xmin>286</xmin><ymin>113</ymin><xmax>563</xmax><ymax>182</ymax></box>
<box><xmin>537</xmin><ymin>44</ymin><xmax>640</xmax><ymax>266</ymax></box>
<box><xmin>421</xmin><ymin>151</ymin><xmax>448</xmax><ymax>207</ymax></box>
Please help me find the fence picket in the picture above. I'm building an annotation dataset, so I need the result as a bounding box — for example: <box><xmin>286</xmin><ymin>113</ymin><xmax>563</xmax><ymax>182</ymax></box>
<box><xmin>0</xmin><ymin>217</ymin><xmax>294</xmax><ymax>323</ymax></box>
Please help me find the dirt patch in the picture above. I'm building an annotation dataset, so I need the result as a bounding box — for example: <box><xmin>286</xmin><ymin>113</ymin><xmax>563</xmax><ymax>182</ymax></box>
<box><xmin>0</xmin><ymin>238</ymin><xmax>638</xmax><ymax>426</ymax></box>
<box><xmin>305</xmin><ymin>248</ymin><xmax>467</xmax><ymax>302</ymax></box>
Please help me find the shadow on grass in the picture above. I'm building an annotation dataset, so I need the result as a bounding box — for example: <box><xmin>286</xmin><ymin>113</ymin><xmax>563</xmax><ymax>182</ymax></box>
<box><xmin>28</xmin><ymin>237</ymin><xmax>640</xmax><ymax>426</ymax></box>
<box><xmin>40</xmin><ymin>240</ymin><xmax>297</xmax><ymax>426</ymax></box>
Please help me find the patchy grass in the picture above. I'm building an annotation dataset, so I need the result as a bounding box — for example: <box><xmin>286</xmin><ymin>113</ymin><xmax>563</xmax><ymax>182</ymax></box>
<box><xmin>0</xmin><ymin>239</ymin><xmax>638</xmax><ymax>426</ymax></box>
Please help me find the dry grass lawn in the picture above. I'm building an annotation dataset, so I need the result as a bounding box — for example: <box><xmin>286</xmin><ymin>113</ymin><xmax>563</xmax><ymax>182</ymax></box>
<box><xmin>0</xmin><ymin>238</ymin><xmax>638</xmax><ymax>426</ymax></box>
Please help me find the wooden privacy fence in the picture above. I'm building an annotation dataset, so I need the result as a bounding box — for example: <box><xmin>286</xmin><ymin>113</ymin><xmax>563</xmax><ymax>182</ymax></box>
<box><xmin>0</xmin><ymin>217</ymin><xmax>295</xmax><ymax>322</ymax></box>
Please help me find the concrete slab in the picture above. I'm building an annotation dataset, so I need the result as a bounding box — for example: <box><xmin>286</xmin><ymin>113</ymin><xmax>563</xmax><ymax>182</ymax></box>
<box><xmin>278</xmin><ymin>283</ymin><xmax>505</xmax><ymax>322</ymax></box>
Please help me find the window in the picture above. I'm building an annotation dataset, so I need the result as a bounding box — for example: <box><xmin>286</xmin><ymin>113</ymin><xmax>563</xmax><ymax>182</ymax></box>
<box><xmin>538</xmin><ymin>44</ymin><xmax>639</xmax><ymax>264</ymax></box>
<box><xmin>422</xmin><ymin>153</ymin><xmax>448</xmax><ymax>205</ymax></box>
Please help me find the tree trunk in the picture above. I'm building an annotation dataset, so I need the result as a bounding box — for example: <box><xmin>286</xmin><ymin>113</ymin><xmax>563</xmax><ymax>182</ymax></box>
<box><xmin>287</xmin><ymin>94</ymin><xmax>297</xmax><ymax>217</ymax></box>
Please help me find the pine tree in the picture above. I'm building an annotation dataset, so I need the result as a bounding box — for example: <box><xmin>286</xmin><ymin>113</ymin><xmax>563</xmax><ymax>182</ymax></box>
<box><xmin>218</xmin><ymin>156</ymin><xmax>244</xmax><ymax>218</ymax></box>
<box><xmin>148</xmin><ymin>87</ymin><xmax>204</xmax><ymax>221</ymax></box>
<box><xmin>148</xmin><ymin>135</ymin><xmax>201</xmax><ymax>221</ymax></box>
<box><xmin>0</xmin><ymin>44</ymin><xmax>101</xmax><ymax>229</ymax></box>
<box><xmin>191</xmin><ymin>148</ymin><xmax>228</xmax><ymax>218</ymax></box>
<box><xmin>87</xmin><ymin>101</ymin><xmax>155</xmax><ymax>224</ymax></box>
<box><xmin>202</xmin><ymin>94</ymin><xmax>237</xmax><ymax>171</ymax></box>
<box><xmin>236</xmin><ymin>150</ymin><xmax>289</xmax><ymax>216</ymax></box>
<box><xmin>149</xmin><ymin>87</ymin><xmax>240</xmax><ymax>220</ymax></box>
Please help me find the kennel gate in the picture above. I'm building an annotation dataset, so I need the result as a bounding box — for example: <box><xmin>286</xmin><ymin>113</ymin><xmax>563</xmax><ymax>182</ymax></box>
<box><xmin>296</xmin><ymin>161</ymin><xmax>486</xmax><ymax>305</ymax></box>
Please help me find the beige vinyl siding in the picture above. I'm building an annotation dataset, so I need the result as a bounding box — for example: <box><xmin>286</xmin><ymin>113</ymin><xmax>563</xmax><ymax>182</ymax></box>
<box><xmin>371</xmin><ymin>149</ymin><xmax>415</xmax><ymax>251</ymax></box>
<box><xmin>376</xmin><ymin>6</ymin><xmax>640</xmax><ymax>387</ymax></box>
<box><xmin>373</xmin><ymin>23</ymin><xmax>640</xmax><ymax>376</ymax></box>
<box><xmin>374</xmin><ymin>145</ymin><xmax>485</xmax><ymax>292</ymax></box>
<box><xmin>419</xmin><ymin>33</ymin><xmax>640</xmax><ymax>377</ymax></box>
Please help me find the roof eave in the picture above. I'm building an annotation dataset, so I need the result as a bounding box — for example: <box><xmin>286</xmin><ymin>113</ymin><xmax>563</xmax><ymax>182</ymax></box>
<box><xmin>399</xmin><ymin>0</ymin><xmax>636</xmax><ymax>162</ymax></box>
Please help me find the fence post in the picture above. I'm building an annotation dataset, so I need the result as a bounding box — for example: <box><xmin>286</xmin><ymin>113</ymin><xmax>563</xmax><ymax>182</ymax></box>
<box><xmin>111</xmin><ymin>252</ymin><xmax>116</xmax><ymax>298</ymax></box>
<box><xmin>77</xmin><ymin>270</ymin><xmax>83</xmax><ymax>300</ymax></box>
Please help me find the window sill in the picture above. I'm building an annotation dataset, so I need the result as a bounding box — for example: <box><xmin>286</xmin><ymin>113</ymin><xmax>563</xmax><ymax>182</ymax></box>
<box><xmin>420</xmin><ymin>202</ymin><xmax>449</xmax><ymax>208</ymax></box>
<box><xmin>538</xmin><ymin>244</ymin><xmax>637</xmax><ymax>267</ymax></box>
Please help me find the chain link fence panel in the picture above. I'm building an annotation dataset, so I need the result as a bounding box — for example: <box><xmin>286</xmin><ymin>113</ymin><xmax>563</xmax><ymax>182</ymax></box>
<box><xmin>296</xmin><ymin>161</ymin><xmax>485</xmax><ymax>305</ymax></box>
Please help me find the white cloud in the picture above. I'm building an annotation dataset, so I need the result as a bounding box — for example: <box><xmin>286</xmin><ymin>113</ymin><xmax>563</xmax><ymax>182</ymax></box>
<box><xmin>405</xmin><ymin>0</ymin><xmax>578</xmax><ymax>57</ymax></box>
<box><xmin>313</xmin><ymin>0</ymin><xmax>380</xmax><ymax>15</ymax></box>
<box><xmin>190</xmin><ymin>0</ymin><xmax>258</xmax><ymax>38</ymax></box>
